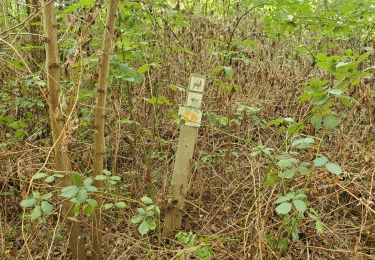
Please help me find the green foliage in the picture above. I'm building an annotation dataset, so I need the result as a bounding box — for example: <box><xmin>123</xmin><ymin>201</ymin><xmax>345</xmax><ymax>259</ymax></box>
<box><xmin>4</xmin><ymin>0</ymin><xmax>374</xmax><ymax>257</ymax></box>
<box><xmin>176</xmin><ymin>231</ymin><xmax>213</xmax><ymax>260</ymax></box>
<box><xmin>275</xmin><ymin>192</ymin><xmax>307</xmax><ymax>215</ymax></box>
<box><xmin>250</xmin><ymin>144</ymin><xmax>274</xmax><ymax>157</ymax></box>
<box><xmin>300</xmin><ymin>50</ymin><xmax>372</xmax><ymax>130</ymax></box>
<box><xmin>94</xmin><ymin>169</ymin><xmax>122</xmax><ymax>191</ymax></box>
<box><xmin>23</xmin><ymin>170</ymin><xmax>126</xmax><ymax>219</ymax></box>
<box><xmin>59</xmin><ymin>174</ymin><xmax>99</xmax><ymax>217</ymax></box>
<box><xmin>207</xmin><ymin>112</ymin><xmax>230</xmax><ymax>127</ymax></box>
<box><xmin>20</xmin><ymin>191</ymin><xmax>54</xmax><ymax>222</ymax></box>
<box><xmin>131</xmin><ymin>196</ymin><xmax>160</xmax><ymax>236</ymax></box>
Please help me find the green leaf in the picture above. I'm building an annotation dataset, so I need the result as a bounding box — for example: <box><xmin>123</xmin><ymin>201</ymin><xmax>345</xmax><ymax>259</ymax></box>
<box><xmin>86</xmin><ymin>199</ymin><xmax>98</xmax><ymax>207</ymax></box>
<box><xmin>104</xmin><ymin>203</ymin><xmax>114</xmax><ymax>210</ymax></box>
<box><xmin>32</xmin><ymin>191</ymin><xmax>41</xmax><ymax>199</ymax></box>
<box><xmin>115</xmin><ymin>202</ymin><xmax>127</xmax><ymax>208</ymax></box>
<box><xmin>338</xmin><ymin>96</ymin><xmax>353</xmax><ymax>108</ymax></box>
<box><xmin>85</xmin><ymin>185</ymin><xmax>98</xmax><ymax>192</ymax></box>
<box><xmin>316</xmin><ymin>219</ymin><xmax>324</xmax><ymax>233</ymax></box>
<box><xmin>15</xmin><ymin>129</ymin><xmax>26</xmax><ymax>138</ymax></box>
<box><xmin>110</xmin><ymin>176</ymin><xmax>121</xmax><ymax>181</ymax></box>
<box><xmin>293</xmin><ymin>200</ymin><xmax>307</xmax><ymax>213</ymax></box>
<box><xmin>325</xmin><ymin>162</ymin><xmax>342</xmax><ymax>175</ymax></box>
<box><xmin>323</xmin><ymin>115</ymin><xmax>340</xmax><ymax>129</ymax></box>
<box><xmin>83</xmin><ymin>203</ymin><xmax>94</xmax><ymax>217</ymax></box>
<box><xmin>72</xmin><ymin>172</ymin><xmax>83</xmax><ymax>186</ymax></box>
<box><xmin>146</xmin><ymin>205</ymin><xmax>155</xmax><ymax>212</ymax></box>
<box><xmin>291</xmin><ymin>137</ymin><xmax>314</xmax><ymax>149</ymax></box>
<box><xmin>41</xmin><ymin>192</ymin><xmax>53</xmax><ymax>200</ymax></box>
<box><xmin>288</xmin><ymin>123</ymin><xmax>304</xmax><ymax>135</ymax></box>
<box><xmin>314</xmin><ymin>156</ymin><xmax>328</xmax><ymax>167</ymax></box>
<box><xmin>223</xmin><ymin>66</ymin><xmax>234</xmax><ymax>79</ymax></box>
<box><xmin>294</xmin><ymin>193</ymin><xmax>307</xmax><ymax>200</ymax></box>
<box><xmin>131</xmin><ymin>214</ymin><xmax>144</xmax><ymax>224</ymax></box>
<box><xmin>278</xmin><ymin>168</ymin><xmax>296</xmax><ymax>179</ymax></box>
<box><xmin>103</xmin><ymin>169</ymin><xmax>112</xmax><ymax>176</ymax></box>
<box><xmin>83</xmin><ymin>177</ymin><xmax>93</xmax><ymax>187</ymax></box>
<box><xmin>146</xmin><ymin>218</ymin><xmax>156</xmax><ymax>230</ymax></box>
<box><xmin>140</xmin><ymin>196</ymin><xmax>153</xmax><ymax>204</ymax></box>
<box><xmin>30</xmin><ymin>205</ymin><xmax>42</xmax><ymax>221</ymax></box>
<box><xmin>41</xmin><ymin>201</ymin><xmax>53</xmax><ymax>213</ymax></box>
<box><xmin>33</xmin><ymin>172</ymin><xmax>47</xmax><ymax>180</ymax></box>
<box><xmin>328</xmin><ymin>89</ymin><xmax>343</xmax><ymax>95</ymax></box>
<box><xmin>357</xmin><ymin>51</ymin><xmax>372</xmax><ymax>63</ymax></box>
<box><xmin>138</xmin><ymin>221</ymin><xmax>150</xmax><ymax>236</ymax></box>
<box><xmin>264</xmin><ymin>171</ymin><xmax>280</xmax><ymax>187</ymax></box>
<box><xmin>275</xmin><ymin>195</ymin><xmax>291</xmax><ymax>204</ymax></box>
<box><xmin>312</xmin><ymin>116</ymin><xmax>323</xmax><ymax>130</ymax></box>
<box><xmin>298</xmin><ymin>163</ymin><xmax>309</xmax><ymax>174</ymax></box>
<box><xmin>94</xmin><ymin>175</ymin><xmax>108</xmax><ymax>180</ymax></box>
<box><xmin>73</xmin><ymin>203</ymin><xmax>80</xmax><ymax>217</ymax></box>
<box><xmin>275</xmin><ymin>202</ymin><xmax>292</xmax><ymax>215</ymax></box>
<box><xmin>20</xmin><ymin>198</ymin><xmax>37</xmax><ymax>208</ymax></box>
<box><xmin>76</xmin><ymin>189</ymin><xmax>88</xmax><ymax>203</ymax></box>
<box><xmin>79</xmin><ymin>0</ymin><xmax>94</xmax><ymax>8</ymax></box>
<box><xmin>137</xmin><ymin>64</ymin><xmax>150</xmax><ymax>74</ymax></box>
<box><xmin>60</xmin><ymin>185</ymin><xmax>79</xmax><ymax>198</ymax></box>
<box><xmin>45</xmin><ymin>175</ymin><xmax>55</xmax><ymax>183</ymax></box>
<box><xmin>145</xmin><ymin>210</ymin><xmax>155</xmax><ymax>217</ymax></box>
<box><xmin>207</xmin><ymin>113</ymin><xmax>218</xmax><ymax>125</ymax></box>
<box><xmin>9</xmin><ymin>121</ymin><xmax>27</xmax><ymax>129</ymax></box>
<box><xmin>277</xmin><ymin>158</ymin><xmax>298</xmax><ymax>169</ymax></box>
<box><xmin>218</xmin><ymin>116</ymin><xmax>229</xmax><ymax>126</ymax></box>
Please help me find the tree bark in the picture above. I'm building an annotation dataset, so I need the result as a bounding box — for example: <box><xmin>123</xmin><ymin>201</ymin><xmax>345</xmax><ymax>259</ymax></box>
<box><xmin>30</xmin><ymin>0</ymin><xmax>43</xmax><ymax>66</ymax></box>
<box><xmin>42</xmin><ymin>1</ymin><xmax>86</xmax><ymax>259</ymax></box>
<box><xmin>92</xmin><ymin>0</ymin><xmax>119</xmax><ymax>259</ymax></box>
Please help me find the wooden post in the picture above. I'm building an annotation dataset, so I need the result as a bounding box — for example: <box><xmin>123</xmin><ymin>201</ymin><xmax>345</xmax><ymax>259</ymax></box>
<box><xmin>163</xmin><ymin>74</ymin><xmax>206</xmax><ymax>238</ymax></box>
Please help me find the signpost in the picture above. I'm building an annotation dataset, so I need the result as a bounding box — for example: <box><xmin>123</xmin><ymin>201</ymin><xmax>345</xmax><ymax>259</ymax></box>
<box><xmin>163</xmin><ymin>74</ymin><xmax>206</xmax><ymax>238</ymax></box>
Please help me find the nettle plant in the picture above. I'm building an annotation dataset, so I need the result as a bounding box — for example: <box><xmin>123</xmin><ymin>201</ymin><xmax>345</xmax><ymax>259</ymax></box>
<box><xmin>20</xmin><ymin>170</ymin><xmax>127</xmax><ymax>221</ymax></box>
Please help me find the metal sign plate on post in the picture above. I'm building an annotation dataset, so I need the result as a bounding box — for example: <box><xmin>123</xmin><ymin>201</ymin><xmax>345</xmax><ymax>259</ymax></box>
<box><xmin>189</xmin><ymin>73</ymin><xmax>206</xmax><ymax>93</ymax></box>
<box><xmin>187</xmin><ymin>92</ymin><xmax>203</xmax><ymax>108</ymax></box>
<box><xmin>163</xmin><ymin>74</ymin><xmax>206</xmax><ymax>238</ymax></box>
<box><xmin>178</xmin><ymin>106</ymin><xmax>202</xmax><ymax>127</ymax></box>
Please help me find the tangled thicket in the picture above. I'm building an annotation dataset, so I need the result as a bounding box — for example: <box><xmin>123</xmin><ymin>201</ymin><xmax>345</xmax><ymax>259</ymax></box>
<box><xmin>1</xmin><ymin>1</ymin><xmax>375</xmax><ymax>259</ymax></box>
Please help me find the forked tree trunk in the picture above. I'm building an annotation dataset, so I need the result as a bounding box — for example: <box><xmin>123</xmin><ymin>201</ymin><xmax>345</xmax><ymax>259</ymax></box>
<box><xmin>92</xmin><ymin>0</ymin><xmax>119</xmax><ymax>259</ymax></box>
<box><xmin>42</xmin><ymin>1</ymin><xmax>86</xmax><ymax>259</ymax></box>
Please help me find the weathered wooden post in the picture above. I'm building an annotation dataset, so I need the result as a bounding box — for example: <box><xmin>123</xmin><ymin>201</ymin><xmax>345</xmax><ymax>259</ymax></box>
<box><xmin>163</xmin><ymin>74</ymin><xmax>206</xmax><ymax>238</ymax></box>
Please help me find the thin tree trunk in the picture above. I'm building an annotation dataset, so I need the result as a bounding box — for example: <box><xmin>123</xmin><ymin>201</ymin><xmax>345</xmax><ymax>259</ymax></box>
<box><xmin>92</xmin><ymin>0</ymin><xmax>119</xmax><ymax>259</ymax></box>
<box><xmin>30</xmin><ymin>0</ymin><xmax>42</xmax><ymax>65</ymax></box>
<box><xmin>26</xmin><ymin>0</ymin><xmax>43</xmax><ymax>67</ymax></box>
<box><xmin>42</xmin><ymin>1</ymin><xmax>86</xmax><ymax>259</ymax></box>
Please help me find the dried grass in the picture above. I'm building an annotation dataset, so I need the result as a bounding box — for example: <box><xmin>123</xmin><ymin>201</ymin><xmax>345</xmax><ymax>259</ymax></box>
<box><xmin>1</xmin><ymin>15</ymin><xmax>374</xmax><ymax>260</ymax></box>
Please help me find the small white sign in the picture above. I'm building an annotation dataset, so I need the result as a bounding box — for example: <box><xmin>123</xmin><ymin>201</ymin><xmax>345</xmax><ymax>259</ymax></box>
<box><xmin>178</xmin><ymin>106</ymin><xmax>202</xmax><ymax>127</ymax></box>
<box><xmin>189</xmin><ymin>74</ymin><xmax>205</xmax><ymax>93</ymax></box>
<box><xmin>187</xmin><ymin>92</ymin><xmax>203</xmax><ymax>108</ymax></box>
